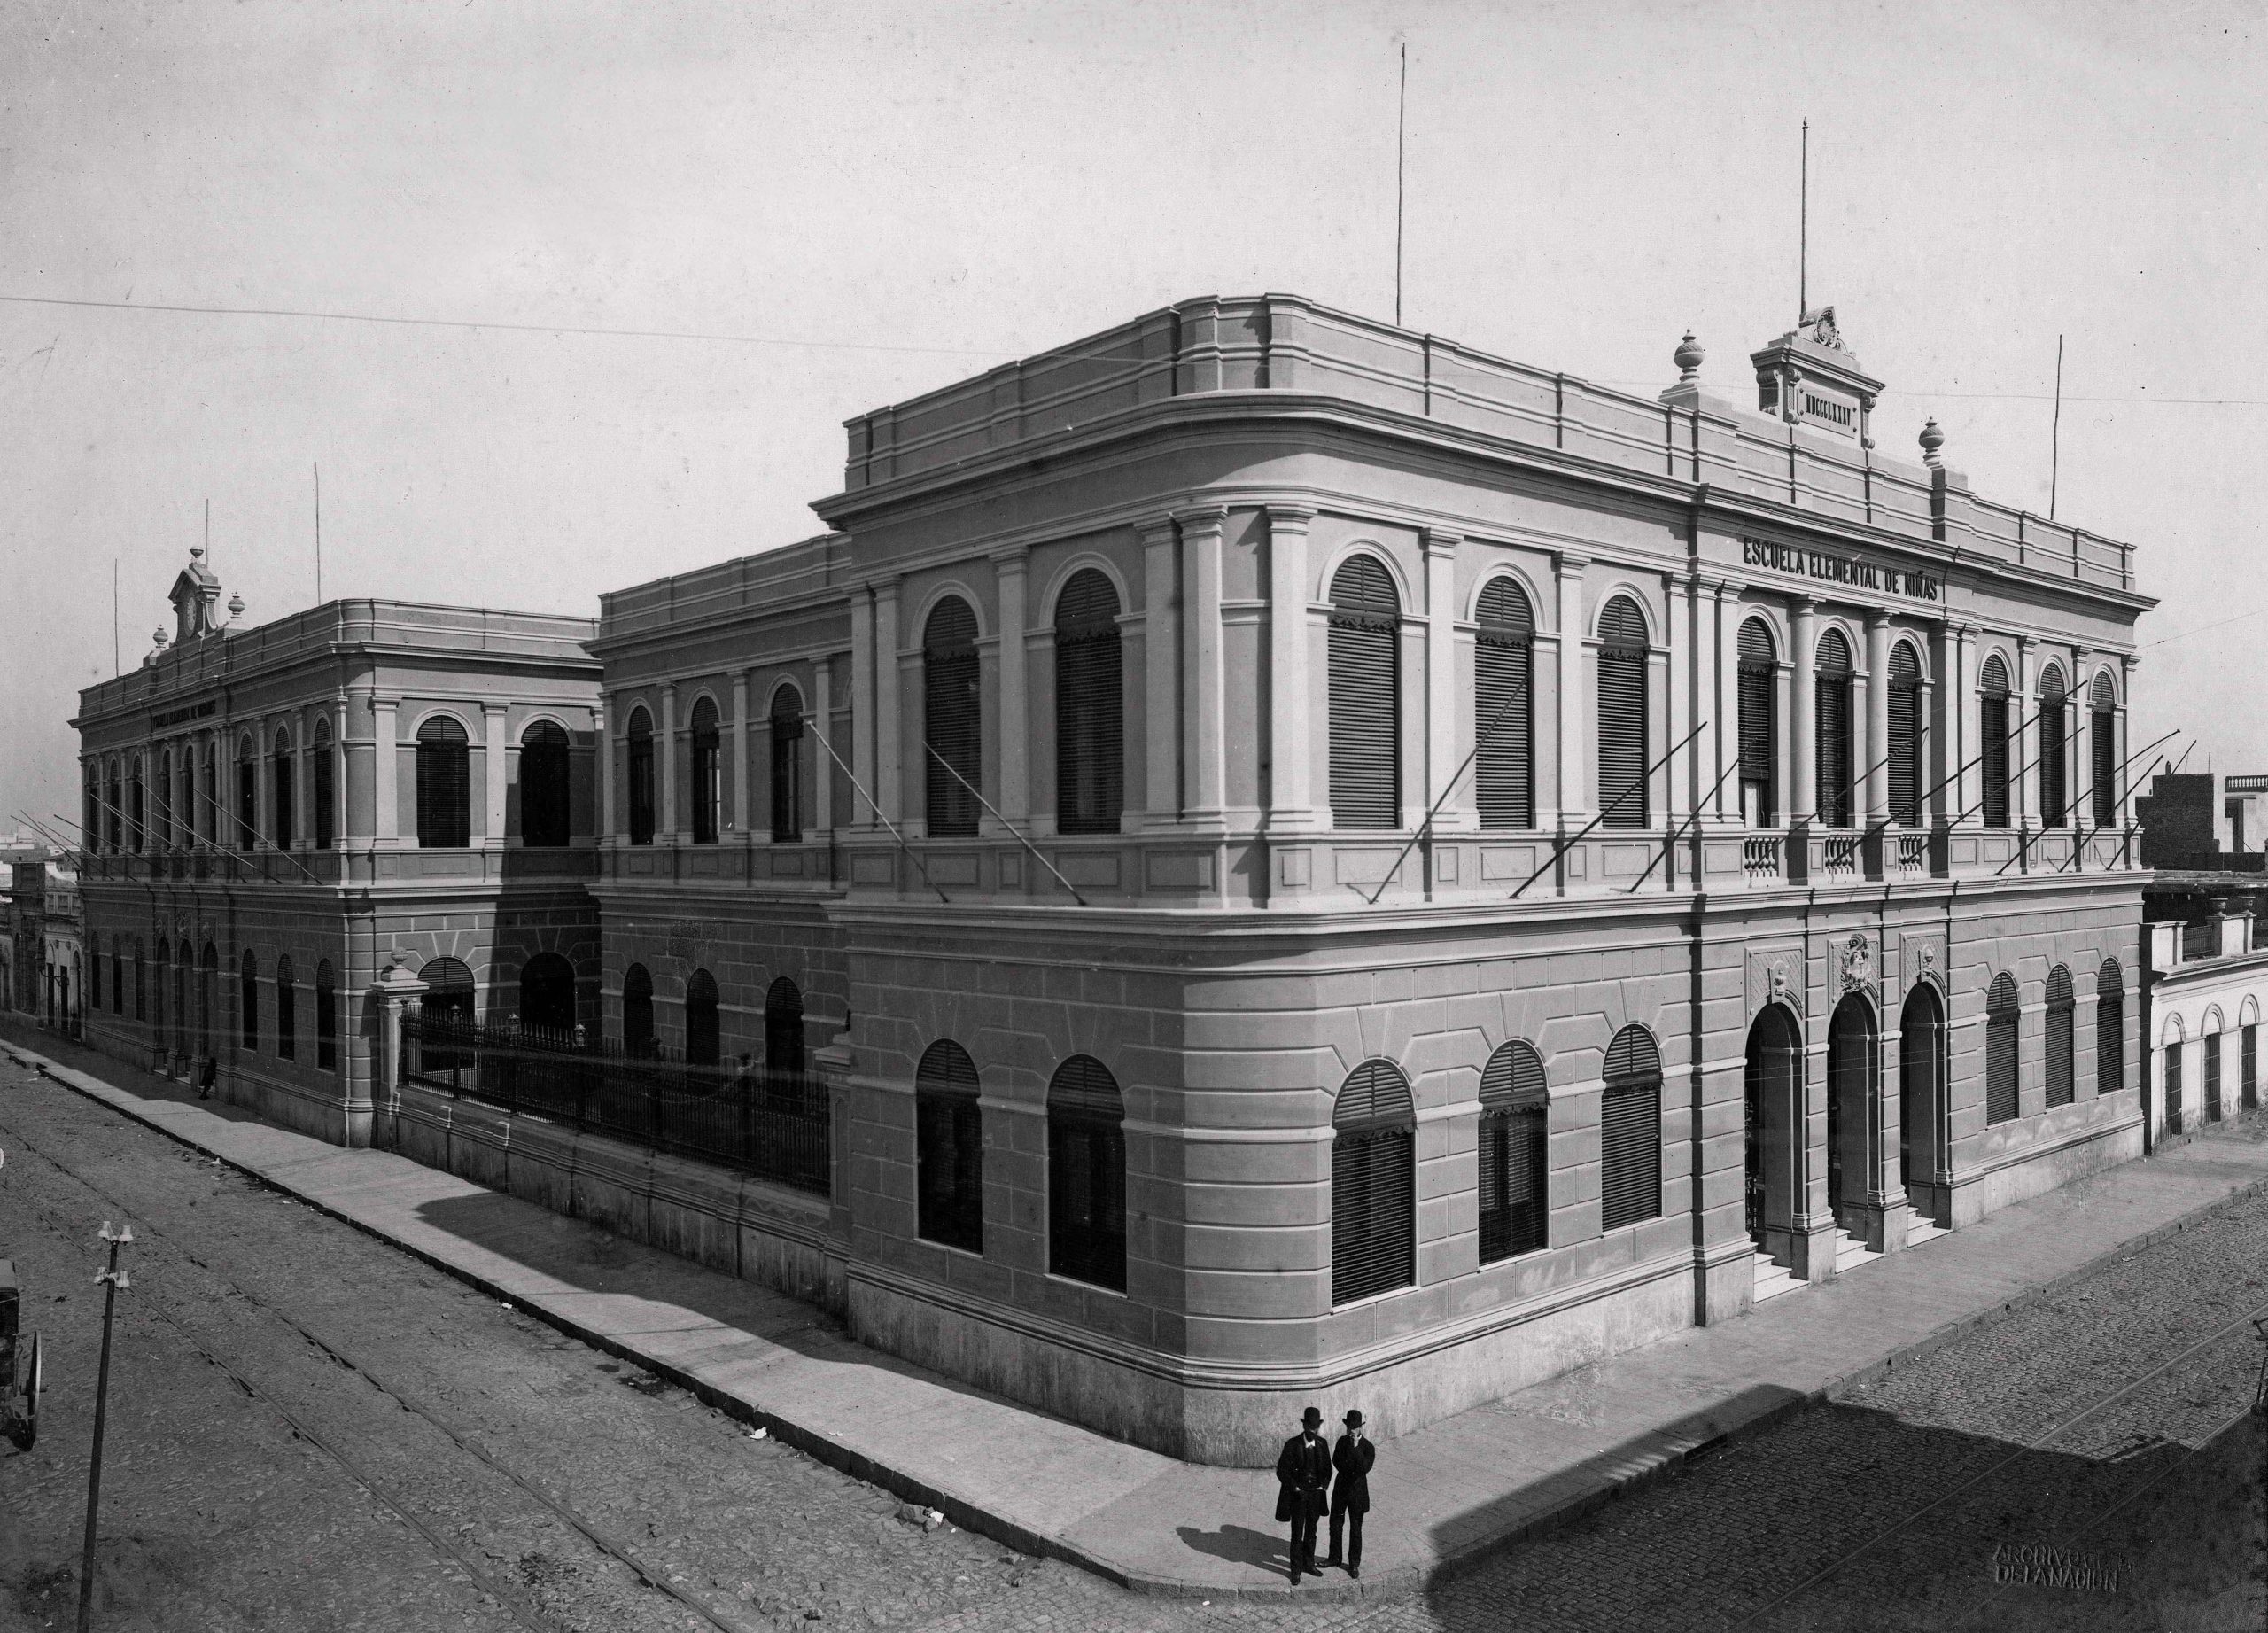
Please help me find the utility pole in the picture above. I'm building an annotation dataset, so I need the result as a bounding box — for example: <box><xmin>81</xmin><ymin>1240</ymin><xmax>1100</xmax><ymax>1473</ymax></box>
<box><xmin>1394</xmin><ymin>40</ymin><xmax>1408</xmax><ymax>326</ymax></box>
<box><xmin>1798</xmin><ymin>120</ymin><xmax>1809</xmax><ymax>320</ymax></box>
<box><xmin>2049</xmin><ymin>335</ymin><xmax>2065</xmax><ymax>520</ymax></box>
<box><xmin>77</xmin><ymin>1220</ymin><xmax>133</xmax><ymax>1633</ymax></box>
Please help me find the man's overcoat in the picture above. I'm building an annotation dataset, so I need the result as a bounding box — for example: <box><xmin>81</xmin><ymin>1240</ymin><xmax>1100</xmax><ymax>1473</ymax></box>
<box><xmin>1331</xmin><ymin>1433</ymin><xmax>1376</xmax><ymax>1515</ymax></box>
<box><xmin>1274</xmin><ymin>1433</ymin><xmax>1332</xmax><ymax>1523</ymax></box>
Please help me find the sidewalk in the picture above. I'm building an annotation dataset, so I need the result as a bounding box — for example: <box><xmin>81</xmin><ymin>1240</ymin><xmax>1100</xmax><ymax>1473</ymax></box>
<box><xmin>8</xmin><ymin>1026</ymin><xmax>2267</xmax><ymax>1604</ymax></box>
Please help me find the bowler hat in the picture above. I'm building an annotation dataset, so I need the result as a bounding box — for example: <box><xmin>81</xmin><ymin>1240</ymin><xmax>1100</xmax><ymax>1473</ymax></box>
<box><xmin>1343</xmin><ymin>1409</ymin><xmax>1363</xmax><ymax>1428</ymax></box>
<box><xmin>1301</xmin><ymin>1406</ymin><xmax>1323</xmax><ymax>1427</ymax></box>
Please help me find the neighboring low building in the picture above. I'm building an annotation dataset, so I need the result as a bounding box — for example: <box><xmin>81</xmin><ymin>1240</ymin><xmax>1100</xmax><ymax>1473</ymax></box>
<box><xmin>2140</xmin><ymin>896</ymin><xmax>2267</xmax><ymax>1142</ymax></box>
<box><xmin>2135</xmin><ymin>770</ymin><xmax>2268</xmax><ymax>870</ymax></box>
<box><xmin>72</xmin><ymin>549</ymin><xmax>602</xmax><ymax>1141</ymax></box>
<box><xmin>39</xmin><ymin>863</ymin><xmax>82</xmax><ymax>1038</ymax></box>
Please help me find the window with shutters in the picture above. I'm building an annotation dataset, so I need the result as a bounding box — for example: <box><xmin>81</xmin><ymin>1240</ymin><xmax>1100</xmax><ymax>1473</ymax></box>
<box><xmin>416</xmin><ymin>715</ymin><xmax>471</xmax><ymax>848</ymax></box>
<box><xmin>157</xmin><ymin>750</ymin><xmax>173</xmax><ymax>849</ymax></box>
<box><xmin>316</xmin><ymin>960</ymin><xmax>338</xmax><ymax>1071</ymax></box>
<box><xmin>2164</xmin><ymin>1038</ymin><xmax>2184</xmax><ymax>1127</ymax></box>
<box><xmin>765</xmin><ymin>978</ymin><xmax>805</xmax><ymax>1101</ymax></box>
<box><xmin>771</xmin><ymin>685</ymin><xmax>805</xmax><ymax>842</ymax></box>
<box><xmin>1737</xmin><ymin>618</ymin><xmax>1778</xmax><ymax>827</ymax></box>
<box><xmin>240</xmin><ymin>946</ymin><xmax>260</xmax><ymax>1051</ymax></box>
<box><xmin>685</xmin><ymin>969</ymin><xmax>720</xmax><ymax>1067</ymax></box>
<box><xmin>420</xmin><ymin>956</ymin><xmax>476</xmax><ymax>1071</ymax></box>
<box><xmin>112</xmin><ymin>940</ymin><xmax>123</xmax><ymax>1016</ymax></box>
<box><xmin>1600</xmin><ymin>1026</ymin><xmax>1663</xmax><ymax>1230</ymax></box>
<box><xmin>272</xmin><ymin>728</ymin><xmax>296</xmax><ymax>848</ymax></box>
<box><xmin>916</xmin><ymin>1040</ymin><xmax>985</xmax><ymax>1255</ymax></box>
<box><xmin>1474</xmin><ymin>578</ymin><xmax>1535</xmax><ymax>829</ymax></box>
<box><xmin>1047</xmin><ymin>1055</ymin><xmax>1126</xmax><ymax>1290</ymax></box>
<box><xmin>621</xmin><ymin>963</ymin><xmax>656</xmax><ymax>1056</ymax></box>
<box><xmin>1814</xmin><ymin>629</ymin><xmax>1855</xmax><ymax>828</ymax></box>
<box><xmin>276</xmin><ymin>955</ymin><xmax>298</xmax><ymax>1061</ymax></box>
<box><xmin>1054</xmin><ymin>570</ymin><xmax>1124</xmax><ymax>835</ymax></box>
<box><xmin>2090</xmin><ymin>673</ymin><xmax>2118</xmax><ymax>828</ymax></box>
<box><xmin>1889</xmin><ymin>640</ymin><xmax>1924</xmax><ymax>827</ymax></box>
<box><xmin>626</xmin><ymin>709</ymin><xmax>656</xmax><ymax>845</ymax></box>
<box><xmin>923</xmin><ymin>598</ymin><xmax>983</xmax><ymax>838</ymax></box>
<box><xmin>154</xmin><ymin>939</ymin><xmax>169</xmax><ymax>1034</ymax></box>
<box><xmin>1332</xmin><ymin>1061</ymin><xmax>1415</xmax><ymax>1303</ymax></box>
<box><xmin>520</xmin><ymin>721</ymin><xmax>571</xmax><ymax>847</ymax></box>
<box><xmin>689</xmin><ymin>697</ymin><xmax>722</xmax><ymax>844</ymax></box>
<box><xmin>1596</xmin><ymin>595</ymin><xmax>1651</xmax><ymax>829</ymax></box>
<box><xmin>2044</xmin><ymin>966</ymin><xmax>2073</xmax><ymax>1108</ymax></box>
<box><xmin>134</xmin><ymin>939</ymin><xmax>145</xmax><ymax>1021</ymax></box>
<box><xmin>518</xmin><ymin>954</ymin><xmax>577</xmax><ymax>1034</ymax></box>
<box><xmin>2204</xmin><ymin>1026</ymin><xmax>2225</xmax><ymax>1120</ymax></box>
<box><xmin>1985</xmin><ymin>972</ymin><xmax>2019</xmax><ymax>1124</ymax></box>
<box><xmin>1478</xmin><ymin>1041</ymin><xmax>1549</xmax><ymax>1262</ymax></box>
<box><xmin>1980</xmin><ymin>657</ymin><xmax>2011</xmax><ymax>828</ymax></box>
<box><xmin>2097</xmin><ymin>960</ymin><xmax>2124</xmax><ymax>1097</ymax></box>
<box><xmin>106</xmin><ymin>764</ymin><xmax>121</xmax><ymax>851</ymax></box>
<box><xmin>313</xmin><ymin>721</ymin><xmax>338</xmax><ymax>849</ymax></box>
<box><xmin>2039</xmin><ymin>665</ymin><xmax>2069</xmax><ymax>828</ymax></box>
<box><xmin>1328</xmin><ymin>556</ymin><xmax>1402</xmax><ymax>829</ymax></box>
<box><xmin>2244</xmin><ymin>1023</ymin><xmax>2259</xmax><ymax>1109</ymax></box>
<box><xmin>236</xmin><ymin>748</ymin><xmax>255</xmax><ymax>850</ymax></box>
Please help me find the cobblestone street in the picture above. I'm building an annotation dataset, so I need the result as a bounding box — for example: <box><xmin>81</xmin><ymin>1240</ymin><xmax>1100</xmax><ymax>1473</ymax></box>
<box><xmin>2</xmin><ymin>1049</ymin><xmax>2263</xmax><ymax>1632</ymax></box>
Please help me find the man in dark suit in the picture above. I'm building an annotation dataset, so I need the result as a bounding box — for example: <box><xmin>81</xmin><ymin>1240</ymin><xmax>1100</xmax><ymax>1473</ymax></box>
<box><xmin>1326</xmin><ymin>1408</ymin><xmax>1376</xmax><ymax>1577</ymax></box>
<box><xmin>1273</xmin><ymin>1405</ymin><xmax>1332</xmax><ymax>1581</ymax></box>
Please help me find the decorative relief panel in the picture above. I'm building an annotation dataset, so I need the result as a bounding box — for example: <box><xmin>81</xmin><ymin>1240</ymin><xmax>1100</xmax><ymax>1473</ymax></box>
<box><xmin>1835</xmin><ymin>932</ymin><xmax>1876</xmax><ymax>999</ymax></box>
<box><xmin>1746</xmin><ymin>942</ymin><xmax>1806</xmax><ymax>1020</ymax></box>
<box><xmin>1898</xmin><ymin>929</ymin><xmax>1946</xmax><ymax>995</ymax></box>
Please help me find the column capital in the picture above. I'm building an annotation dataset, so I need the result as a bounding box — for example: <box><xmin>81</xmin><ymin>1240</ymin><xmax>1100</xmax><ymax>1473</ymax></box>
<box><xmin>989</xmin><ymin>541</ymin><xmax>1031</xmax><ymax>571</ymax></box>
<box><xmin>480</xmin><ymin>701</ymin><xmax>508</xmax><ymax>718</ymax></box>
<box><xmin>2017</xmin><ymin>633</ymin><xmax>2038</xmax><ymax>652</ymax></box>
<box><xmin>1788</xmin><ymin>591</ymin><xmax>1816</xmax><ymax>613</ymax></box>
<box><xmin>1263</xmin><ymin>503</ymin><xmax>1317</xmax><ymax>529</ymax></box>
<box><xmin>1174</xmin><ymin>502</ymin><xmax>1231</xmax><ymax>532</ymax></box>
<box><xmin>1420</xmin><ymin>527</ymin><xmax>1463</xmax><ymax>559</ymax></box>
<box><xmin>1865</xmin><ymin>608</ymin><xmax>1891</xmax><ymax>630</ymax></box>
<box><xmin>1554</xmin><ymin>549</ymin><xmax>1589</xmax><ymax>573</ymax></box>
<box><xmin>1136</xmin><ymin>510</ymin><xmax>1179</xmax><ymax>544</ymax></box>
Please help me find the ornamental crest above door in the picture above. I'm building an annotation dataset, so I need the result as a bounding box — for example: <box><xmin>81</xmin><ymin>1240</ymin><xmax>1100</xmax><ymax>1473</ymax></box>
<box><xmin>1837</xmin><ymin>934</ymin><xmax>1876</xmax><ymax>996</ymax></box>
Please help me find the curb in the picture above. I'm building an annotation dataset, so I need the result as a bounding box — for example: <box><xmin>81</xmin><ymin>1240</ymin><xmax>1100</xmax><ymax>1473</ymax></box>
<box><xmin>7</xmin><ymin>1033</ymin><xmax>2264</xmax><ymax>1606</ymax></box>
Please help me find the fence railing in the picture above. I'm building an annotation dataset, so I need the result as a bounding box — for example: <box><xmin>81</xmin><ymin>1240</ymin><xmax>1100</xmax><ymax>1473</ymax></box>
<box><xmin>400</xmin><ymin>1013</ymin><xmax>829</xmax><ymax>1196</ymax></box>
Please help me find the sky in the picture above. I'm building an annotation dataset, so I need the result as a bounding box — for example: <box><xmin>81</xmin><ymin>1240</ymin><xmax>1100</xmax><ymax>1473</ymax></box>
<box><xmin>3</xmin><ymin>0</ymin><xmax>2264</xmax><ymax>836</ymax></box>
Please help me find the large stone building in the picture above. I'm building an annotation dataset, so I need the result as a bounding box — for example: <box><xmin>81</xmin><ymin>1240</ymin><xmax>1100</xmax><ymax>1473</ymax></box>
<box><xmin>72</xmin><ymin>553</ymin><xmax>602</xmax><ymax>1140</ymax></box>
<box><xmin>451</xmin><ymin>294</ymin><xmax>2145</xmax><ymax>1465</ymax></box>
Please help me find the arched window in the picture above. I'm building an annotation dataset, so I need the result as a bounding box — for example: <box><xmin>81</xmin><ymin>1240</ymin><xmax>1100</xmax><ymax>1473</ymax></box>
<box><xmin>83</xmin><ymin>766</ymin><xmax>98</xmax><ymax>859</ymax></box>
<box><xmin>1814</xmin><ymin>629</ymin><xmax>1855</xmax><ymax>828</ymax></box>
<box><xmin>129</xmin><ymin>758</ymin><xmax>146</xmax><ymax>852</ymax></box>
<box><xmin>110</xmin><ymin>938</ymin><xmax>123</xmax><ymax>1016</ymax></box>
<box><xmin>2245</xmin><ymin>1010</ymin><xmax>2260</xmax><ymax>1113</ymax></box>
<box><xmin>1054</xmin><ymin>571</ymin><xmax>1124</xmax><ymax>835</ymax></box>
<box><xmin>1474</xmin><ymin>578</ymin><xmax>1535</xmax><ymax>829</ymax></box>
<box><xmin>1601</xmin><ymin>1026</ymin><xmax>1663</xmax><ymax>1229</ymax></box>
<box><xmin>1737</xmin><ymin>618</ymin><xmax>1777</xmax><ymax>827</ymax></box>
<box><xmin>915</xmin><ymin>1040</ymin><xmax>984</xmax><ymax>1254</ymax></box>
<box><xmin>518</xmin><ymin>953</ymin><xmax>577</xmax><ymax>1035</ymax></box>
<box><xmin>313</xmin><ymin>720</ymin><xmax>337</xmax><ymax>849</ymax></box>
<box><xmin>1332</xmin><ymin>1061</ymin><xmax>1415</xmax><ymax>1304</ymax></box>
<box><xmin>89</xmin><ymin>939</ymin><xmax>102</xmax><ymax>1014</ymax></box>
<box><xmin>2045</xmin><ymin>965</ymin><xmax>2074</xmax><ymax>1108</ymax></box>
<box><xmin>685</xmin><ymin>969</ymin><xmax>720</xmax><ymax>1067</ymax></box>
<box><xmin>420</xmin><ymin>957</ymin><xmax>475</xmax><ymax>1027</ymax></box>
<box><xmin>1979</xmin><ymin>657</ymin><xmax>2012</xmax><ymax>829</ymax></box>
<box><xmin>272</xmin><ymin>727</ymin><xmax>296</xmax><ymax>848</ymax></box>
<box><xmin>239</xmin><ymin>946</ymin><xmax>259</xmax><ymax>1051</ymax></box>
<box><xmin>416</xmin><ymin>715</ymin><xmax>471</xmax><ymax>848</ymax></box>
<box><xmin>200</xmin><ymin>747</ymin><xmax>218</xmax><ymax>847</ymax></box>
<box><xmin>315</xmin><ymin>959</ymin><xmax>338</xmax><ymax>1071</ymax></box>
<box><xmin>2204</xmin><ymin>1015</ymin><xmax>2225</xmax><ymax>1121</ymax></box>
<box><xmin>2090</xmin><ymin>673</ymin><xmax>2118</xmax><ymax>828</ymax></box>
<box><xmin>1328</xmin><ymin>556</ymin><xmax>1402</xmax><ymax>830</ymax></box>
<box><xmin>133</xmin><ymin>938</ymin><xmax>145</xmax><ymax>1021</ymax></box>
<box><xmin>276</xmin><ymin>955</ymin><xmax>298</xmax><ymax>1061</ymax></box>
<box><xmin>154</xmin><ymin>939</ymin><xmax>169</xmax><ymax>1034</ymax></box>
<box><xmin>199</xmin><ymin>943</ymin><xmax>218</xmax><ymax>1060</ymax></box>
<box><xmin>770</xmin><ymin>685</ymin><xmax>805</xmax><ymax>844</ymax></box>
<box><xmin>621</xmin><ymin>963</ymin><xmax>656</xmax><ymax>1055</ymax></box>
<box><xmin>1889</xmin><ymin>641</ymin><xmax>1924</xmax><ymax>828</ymax></box>
<box><xmin>1478</xmin><ymin>1042</ymin><xmax>1548</xmax><ymax>1262</ymax></box>
<box><xmin>1047</xmin><ymin>1054</ymin><xmax>1126</xmax><ymax>1290</ymax></box>
<box><xmin>2039</xmin><ymin>665</ymin><xmax>2069</xmax><ymax>828</ymax></box>
<box><xmin>520</xmin><ymin>721</ymin><xmax>571</xmax><ymax>848</ymax></box>
<box><xmin>688</xmin><ymin>697</ymin><xmax>722</xmax><ymax>844</ymax></box>
<box><xmin>105</xmin><ymin>761</ymin><xmax>121</xmax><ymax>852</ymax></box>
<box><xmin>764</xmin><ymin>977</ymin><xmax>804</xmax><ymax>1099</ymax></box>
<box><xmin>2163</xmin><ymin>1022</ymin><xmax>2186</xmax><ymax>1130</ymax></box>
<box><xmin>626</xmin><ymin>709</ymin><xmax>656</xmax><ymax>845</ymax></box>
<box><xmin>1899</xmin><ymin>983</ymin><xmax>1946</xmax><ymax>1192</ymax></box>
<box><xmin>156</xmin><ymin>749</ymin><xmax>174</xmax><ymax>849</ymax></box>
<box><xmin>1596</xmin><ymin>595</ymin><xmax>1651</xmax><ymax>829</ymax></box>
<box><xmin>2096</xmin><ymin>959</ymin><xmax>2124</xmax><ymax>1097</ymax></box>
<box><xmin>923</xmin><ymin>598</ymin><xmax>982</xmax><ymax>838</ymax></box>
<box><xmin>236</xmin><ymin>738</ymin><xmax>257</xmax><ymax>849</ymax></box>
<box><xmin>1985</xmin><ymin>972</ymin><xmax>2019</xmax><ymax>1124</ymax></box>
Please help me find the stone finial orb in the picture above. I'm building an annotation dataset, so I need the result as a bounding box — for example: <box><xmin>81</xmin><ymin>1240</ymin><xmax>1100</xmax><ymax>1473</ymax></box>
<box><xmin>151</xmin><ymin>626</ymin><xmax>168</xmax><ymax>647</ymax></box>
<box><xmin>1674</xmin><ymin>331</ymin><xmax>1705</xmax><ymax>384</ymax></box>
<box><xmin>190</xmin><ymin>544</ymin><xmax>205</xmax><ymax>561</ymax></box>
<box><xmin>1918</xmin><ymin>417</ymin><xmax>1946</xmax><ymax>466</ymax></box>
<box><xmin>227</xmin><ymin>593</ymin><xmax>245</xmax><ymax>619</ymax></box>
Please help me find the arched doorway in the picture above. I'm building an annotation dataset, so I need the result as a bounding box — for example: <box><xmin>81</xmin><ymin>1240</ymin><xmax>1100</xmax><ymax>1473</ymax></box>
<box><xmin>517</xmin><ymin>953</ymin><xmax>577</xmax><ymax>1035</ymax></box>
<box><xmin>1743</xmin><ymin>1005</ymin><xmax>1803</xmax><ymax>1264</ymax></box>
<box><xmin>1899</xmin><ymin>983</ymin><xmax>1946</xmax><ymax>1221</ymax></box>
<box><xmin>1826</xmin><ymin>994</ymin><xmax>1877</xmax><ymax>1224</ymax></box>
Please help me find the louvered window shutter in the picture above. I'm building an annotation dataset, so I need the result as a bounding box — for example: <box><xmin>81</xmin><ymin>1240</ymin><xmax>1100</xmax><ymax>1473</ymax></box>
<box><xmin>916</xmin><ymin>1041</ymin><xmax>984</xmax><ymax>1253</ymax></box>
<box><xmin>1985</xmin><ymin>977</ymin><xmax>2019</xmax><ymax>1123</ymax></box>
<box><xmin>2244</xmin><ymin>1025</ymin><xmax>2257</xmax><ymax>1109</ymax></box>
<box><xmin>1478</xmin><ymin>1042</ymin><xmax>1548</xmax><ymax>1262</ymax></box>
<box><xmin>1474</xmin><ymin>579</ymin><xmax>1534</xmax><ymax>829</ymax></box>
<box><xmin>1980</xmin><ymin>663</ymin><xmax>2011</xmax><ymax>828</ymax></box>
<box><xmin>1596</xmin><ymin>597</ymin><xmax>1650</xmax><ymax>830</ymax></box>
<box><xmin>2206</xmin><ymin>1035</ymin><xmax>2224</xmax><ymax>1119</ymax></box>
<box><xmin>1889</xmin><ymin>643</ymin><xmax>1922</xmax><ymax>827</ymax></box>
<box><xmin>1737</xmin><ymin>619</ymin><xmax>1777</xmax><ymax>826</ymax></box>
<box><xmin>923</xmin><ymin>600</ymin><xmax>983</xmax><ymax>838</ymax></box>
<box><xmin>2164</xmin><ymin>1045</ymin><xmax>2183</xmax><ymax>1125</ymax></box>
<box><xmin>1332</xmin><ymin>1061</ymin><xmax>1415</xmax><ymax>1304</ymax></box>
<box><xmin>1046</xmin><ymin>1054</ymin><xmax>1126</xmax><ymax>1290</ymax></box>
<box><xmin>2040</xmin><ymin>685</ymin><xmax>2068</xmax><ymax>828</ymax></box>
<box><xmin>771</xmin><ymin>688</ymin><xmax>805</xmax><ymax>843</ymax></box>
<box><xmin>1814</xmin><ymin>634</ymin><xmax>1852</xmax><ymax>828</ymax></box>
<box><xmin>1054</xmin><ymin>571</ymin><xmax>1124</xmax><ymax>836</ymax></box>
<box><xmin>2092</xmin><ymin>709</ymin><xmax>2117</xmax><ymax>828</ymax></box>
<box><xmin>1599</xmin><ymin>1028</ymin><xmax>1662</xmax><ymax>1230</ymax></box>
<box><xmin>2096</xmin><ymin>967</ymin><xmax>2124</xmax><ymax>1096</ymax></box>
<box><xmin>1329</xmin><ymin>558</ymin><xmax>1402</xmax><ymax>830</ymax></box>
<box><xmin>2046</xmin><ymin>969</ymin><xmax>2074</xmax><ymax>1108</ymax></box>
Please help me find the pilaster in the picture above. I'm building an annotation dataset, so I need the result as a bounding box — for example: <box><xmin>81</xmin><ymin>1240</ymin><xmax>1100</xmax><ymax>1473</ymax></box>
<box><xmin>660</xmin><ymin>682</ymin><xmax>680</xmax><ymax>843</ymax></box>
<box><xmin>1141</xmin><ymin>515</ymin><xmax>1181</xmax><ymax>826</ymax></box>
<box><xmin>1864</xmin><ymin>610</ymin><xmax>1891</xmax><ymax>825</ymax></box>
<box><xmin>1554</xmin><ymin>553</ymin><xmax>1588</xmax><ymax>828</ymax></box>
<box><xmin>1264</xmin><ymin>506</ymin><xmax>1318</xmax><ymax>832</ymax></box>
<box><xmin>875</xmin><ymin>579</ymin><xmax>903</xmax><ymax>826</ymax></box>
<box><xmin>373</xmin><ymin>699</ymin><xmax>399</xmax><ymax>844</ymax></box>
<box><xmin>851</xmin><ymin>591</ymin><xmax>877</xmax><ymax>828</ymax></box>
<box><xmin>1790</xmin><ymin>596</ymin><xmax>1817</xmax><ymax>825</ymax></box>
<box><xmin>814</xmin><ymin>657</ymin><xmax>835</xmax><ymax>834</ymax></box>
<box><xmin>996</xmin><ymin>547</ymin><xmax>1032</xmax><ymax>824</ymax></box>
<box><xmin>1179</xmin><ymin>505</ymin><xmax>1228</xmax><ymax>828</ymax></box>
<box><xmin>731</xmin><ymin>671</ymin><xmax>750</xmax><ymax>839</ymax></box>
<box><xmin>483</xmin><ymin>703</ymin><xmax>509</xmax><ymax>846</ymax></box>
<box><xmin>1423</xmin><ymin>529</ymin><xmax>1468</xmax><ymax>831</ymax></box>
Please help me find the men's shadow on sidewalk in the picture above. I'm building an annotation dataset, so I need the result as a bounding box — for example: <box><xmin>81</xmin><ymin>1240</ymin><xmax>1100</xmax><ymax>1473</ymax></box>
<box><xmin>1174</xmin><ymin>1523</ymin><xmax>1286</xmax><ymax>1577</ymax></box>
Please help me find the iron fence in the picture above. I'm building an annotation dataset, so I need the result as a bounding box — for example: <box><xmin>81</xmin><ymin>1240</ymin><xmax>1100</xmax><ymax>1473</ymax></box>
<box><xmin>400</xmin><ymin>1012</ymin><xmax>829</xmax><ymax>1196</ymax></box>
